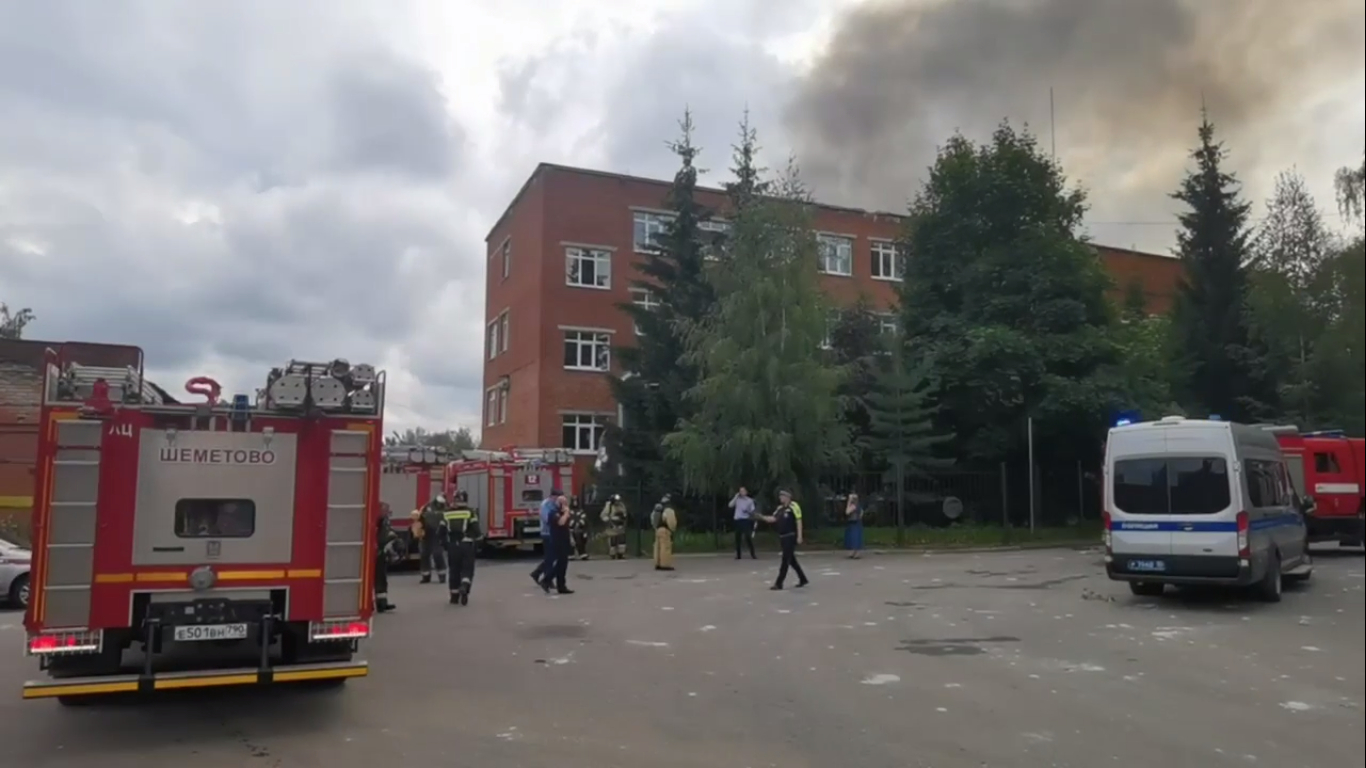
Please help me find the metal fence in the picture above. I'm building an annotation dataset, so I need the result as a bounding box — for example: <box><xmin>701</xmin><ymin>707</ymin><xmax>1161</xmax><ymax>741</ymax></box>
<box><xmin>580</xmin><ymin>456</ymin><xmax>1101</xmax><ymax>543</ymax></box>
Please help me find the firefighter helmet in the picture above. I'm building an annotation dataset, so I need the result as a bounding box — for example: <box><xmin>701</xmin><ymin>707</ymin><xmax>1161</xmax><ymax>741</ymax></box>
<box><xmin>454</xmin><ymin>489</ymin><xmax>469</xmax><ymax>505</ymax></box>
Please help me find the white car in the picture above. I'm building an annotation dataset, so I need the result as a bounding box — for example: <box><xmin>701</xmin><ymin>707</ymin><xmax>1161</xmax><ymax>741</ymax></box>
<box><xmin>0</xmin><ymin>533</ymin><xmax>31</xmax><ymax>610</ymax></box>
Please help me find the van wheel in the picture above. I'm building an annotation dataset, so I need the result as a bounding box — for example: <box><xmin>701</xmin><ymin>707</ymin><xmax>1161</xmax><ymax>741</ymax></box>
<box><xmin>1257</xmin><ymin>553</ymin><xmax>1283</xmax><ymax>603</ymax></box>
<box><xmin>1129</xmin><ymin>582</ymin><xmax>1164</xmax><ymax>597</ymax></box>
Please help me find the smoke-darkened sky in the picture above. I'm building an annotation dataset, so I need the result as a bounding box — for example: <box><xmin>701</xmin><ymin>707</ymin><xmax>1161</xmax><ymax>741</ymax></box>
<box><xmin>784</xmin><ymin>0</ymin><xmax>1366</xmax><ymax>251</ymax></box>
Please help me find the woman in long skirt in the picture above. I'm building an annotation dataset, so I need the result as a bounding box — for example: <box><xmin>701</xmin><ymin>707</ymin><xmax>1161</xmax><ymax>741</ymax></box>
<box><xmin>843</xmin><ymin>493</ymin><xmax>864</xmax><ymax>559</ymax></box>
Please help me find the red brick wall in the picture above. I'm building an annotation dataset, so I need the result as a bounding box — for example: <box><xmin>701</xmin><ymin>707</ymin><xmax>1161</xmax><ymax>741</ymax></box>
<box><xmin>481</xmin><ymin>163</ymin><xmax>1185</xmax><ymax>452</ymax></box>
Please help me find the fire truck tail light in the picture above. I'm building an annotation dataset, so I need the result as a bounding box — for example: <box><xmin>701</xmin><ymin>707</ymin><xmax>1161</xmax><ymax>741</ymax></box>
<box><xmin>28</xmin><ymin>630</ymin><xmax>102</xmax><ymax>656</ymax></box>
<box><xmin>308</xmin><ymin>619</ymin><xmax>370</xmax><ymax>641</ymax></box>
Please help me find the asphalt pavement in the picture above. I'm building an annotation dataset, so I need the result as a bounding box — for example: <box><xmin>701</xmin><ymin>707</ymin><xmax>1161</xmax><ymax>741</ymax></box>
<box><xmin>1</xmin><ymin>546</ymin><xmax>1362</xmax><ymax>768</ymax></box>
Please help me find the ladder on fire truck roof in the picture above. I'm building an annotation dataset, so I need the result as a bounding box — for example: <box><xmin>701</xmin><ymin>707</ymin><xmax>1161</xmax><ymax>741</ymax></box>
<box><xmin>1256</xmin><ymin>424</ymin><xmax>1349</xmax><ymax>438</ymax></box>
<box><xmin>456</xmin><ymin>447</ymin><xmax>573</xmax><ymax>465</ymax></box>
<box><xmin>381</xmin><ymin>444</ymin><xmax>449</xmax><ymax>465</ymax></box>
<box><xmin>57</xmin><ymin>363</ymin><xmax>173</xmax><ymax>405</ymax></box>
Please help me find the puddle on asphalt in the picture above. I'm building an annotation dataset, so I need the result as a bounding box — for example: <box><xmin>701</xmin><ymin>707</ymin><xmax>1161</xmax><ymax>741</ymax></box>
<box><xmin>896</xmin><ymin>636</ymin><xmax>1021</xmax><ymax>656</ymax></box>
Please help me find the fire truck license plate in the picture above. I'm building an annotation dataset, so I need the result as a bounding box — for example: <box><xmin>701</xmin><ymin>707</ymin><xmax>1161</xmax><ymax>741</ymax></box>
<box><xmin>173</xmin><ymin>623</ymin><xmax>249</xmax><ymax>642</ymax></box>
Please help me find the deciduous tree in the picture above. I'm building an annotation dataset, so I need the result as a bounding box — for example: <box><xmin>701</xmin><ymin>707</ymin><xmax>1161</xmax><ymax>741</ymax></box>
<box><xmin>0</xmin><ymin>303</ymin><xmax>35</xmax><ymax>339</ymax></box>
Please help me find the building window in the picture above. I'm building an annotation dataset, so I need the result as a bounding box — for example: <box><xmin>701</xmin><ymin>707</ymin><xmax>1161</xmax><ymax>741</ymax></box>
<box><xmin>485</xmin><ymin>389</ymin><xmax>498</xmax><ymax>427</ymax></box>
<box><xmin>699</xmin><ymin>219</ymin><xmax>730</xmax><ymax>262</ymax></box>
<box><xmin>819</xmin><ymin>311</ymin><xmax>840</xmax><ymax>350</ymax></box>
<box><xmin>633</xmin><ymin>211</ymin><xmax>673</xmax><ymax>253</ymax></box>
<box><xmin>563</xmin><ymin>330</ymin><xmax>611</xmax><ymax>371</ymax></box>
<box><xmin>486</xmin><ymin>319</ymin><xmax>500</xmax><ymax>360</ymax></box>
<box><xmin>566</xmin><ymin>247</ymin><xmax>612</xmax><ymax>289</ymax></box>
<box><xmin>562</xmin><ymin>413</ymin><xmax>609</xmax><ymax>453</ymax></box>
<box><xmin>630</xmin><ymin>288</ymin><xmax>661</xmax><ymax>335</ymax></box>
<box><xmin>497</xmin><ymin>387</ymin><xmax>508</xmax><ymax>425</ymax></box>
<box><xmin>501</xmin><ymin>240</ymin><xmax>511</xmax><ymax>280</ymax></box>
<box><xmin>817</xmin><ymin>234</ymin><xmax>853</xmax><ymax>276</ymax></box>
<box><xmin>498</xmin><ymin>310</ymin><xmax>509</xmax><ymax>354</ymax></box>
<box><xmin>877</xmin><ymin>312</ymin><xmax>898</xmax><ymax>336</ymax></box>
<box><xmin>871</xmin><ymin>240</ymin><xmax>903</xmax><ymax>281</ymax></box>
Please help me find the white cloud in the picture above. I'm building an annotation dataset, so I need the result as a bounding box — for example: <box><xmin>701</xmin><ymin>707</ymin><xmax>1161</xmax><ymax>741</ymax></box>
<box><xmin>2</xmin><ymin>0</ymin><xmax>1363</xmax><ymax>437</ymax></box>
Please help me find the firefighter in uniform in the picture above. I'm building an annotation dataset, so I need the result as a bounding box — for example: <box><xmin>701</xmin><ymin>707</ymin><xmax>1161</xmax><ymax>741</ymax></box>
<box><xmin>600</xmin><ymin>494</ymin><xmax>629</xmax><ymax>559</ymax></box>
<box><xmin>569</xmin><ymin>498</ymin><xmax>590</xmax><ymax>560</ymax></box>
<box><xmin>374</xmin><ymin>503</ymin><xmax>397</xmax><ymax>612</ymax></box>
<box><xmin>418</xmin><ymin>494</ymin><xmax>449</xmax><ymax>584</ymax></box>
<box><xmin>442</xmin><ymin>490</ymin><xmax>481</xmax><ymax>605</ymax></box>
<box><xmin>651</xmin><ymin>494</ymin><xmax>678</xmax><ymax>571</ymax></box>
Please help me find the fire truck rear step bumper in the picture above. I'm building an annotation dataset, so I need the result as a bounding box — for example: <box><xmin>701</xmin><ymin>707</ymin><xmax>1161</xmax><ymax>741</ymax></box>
<box><xmin>22</xmin><ymin>660</ymin><xmax>368</xmax><ymax>700</ymax></box>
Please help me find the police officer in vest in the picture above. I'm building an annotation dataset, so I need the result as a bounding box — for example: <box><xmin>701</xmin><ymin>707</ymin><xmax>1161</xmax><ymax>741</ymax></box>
<box><xmin>443</xmin><ymin>490</ymin><xmax>481</xmax><ymax>605</ymax></box>
<box><xmin>418</xmin><ymin>494</ymin><xmax>449</xmax><ymax>584</ymax></box>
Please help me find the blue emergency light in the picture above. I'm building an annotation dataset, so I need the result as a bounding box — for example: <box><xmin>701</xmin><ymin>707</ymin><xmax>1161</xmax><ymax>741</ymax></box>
<box><xmin>1115</xmin><ymin>419</ymin><xmax>1132</xmax><ymax>426</ymax></box>
<box><xmin>1114</xmin><ymin>409</ymin><xmax>1142</xmax><ymax>427</ymax></box>
<box><xmin>1209</xmin><ymin>414</ymin><xmax>1222</xmax><ymax>421</ymax></box>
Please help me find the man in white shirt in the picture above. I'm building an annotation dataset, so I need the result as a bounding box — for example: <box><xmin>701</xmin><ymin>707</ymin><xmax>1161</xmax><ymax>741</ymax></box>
<box><xmin>729</xmin><ymin>486</ymin><xmax>757</xmax><ymax>560</ymax></box>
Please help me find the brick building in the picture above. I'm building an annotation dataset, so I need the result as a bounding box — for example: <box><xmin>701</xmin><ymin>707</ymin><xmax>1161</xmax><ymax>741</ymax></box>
<box><xmin>479</xmin><ymin>163</ymin><xmax>1182</xmax><ymax>470</ymax></box>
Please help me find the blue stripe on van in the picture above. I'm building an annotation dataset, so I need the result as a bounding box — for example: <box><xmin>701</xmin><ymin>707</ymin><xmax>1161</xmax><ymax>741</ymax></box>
<box><xmin>1109</xmin><ymin>514</ymin><xmax>1302</xmax><ymax>533</ymax></box>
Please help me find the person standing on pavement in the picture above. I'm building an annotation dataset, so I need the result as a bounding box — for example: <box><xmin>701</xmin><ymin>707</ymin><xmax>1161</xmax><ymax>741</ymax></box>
<box><xmin>651</xmin><ymin>494</ymin><xmax>678</xmax><ymax>571</ymax></box>
<box><xmin>547</xmin><ymin>495</ymin><xmax>575</xmax><ymax>594</ymax></box>
<box><xmin>568</xmin><ymin>498</ymin><xmax>591</xmax><ymax>560</ymax></box>
<box><xmin>373</xmin><ymin>503</ymin><xmax>396</xmax><ymax>613</ymax></box>
<box><xmin>843</xmin><ymin>493</ymin><xmax>865</xmax><ymax>559</ymax></box>
<box><xmin>729</xmin><ymin>487</ymin><xmax>757</xmax><ymax>560</ymax></box>
<box><xmin>760</xmin><ymin>489</ymin><xmax>808</xmax><ymax>590</ymax></box>
<box><xmin>530</xmin><ymin>489</ymin><xmax>563</xmax><ymax>592</ymax></box>
<box><xmin>417</xmin><ymin>494</ymin><xmax>449</xmax><ymax>584</ymax></box>
<box><xmin>600</xmin><ymin>494</ymin><xmax>629</xmax><ymax>559</ymax></box>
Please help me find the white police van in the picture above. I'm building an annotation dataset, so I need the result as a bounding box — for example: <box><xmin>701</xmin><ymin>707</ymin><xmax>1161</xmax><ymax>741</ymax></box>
<box><xmin>1103</xmin><ymin>416</ymin><xmax>1313</xmax><ymax>601</ymax></box>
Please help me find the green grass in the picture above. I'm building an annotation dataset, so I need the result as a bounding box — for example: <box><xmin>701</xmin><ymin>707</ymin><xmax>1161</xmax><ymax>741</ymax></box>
<box><xmin>600</xmin><ymin>521</ymin><xmax>1102</xmax><ymax>556</ymax></box>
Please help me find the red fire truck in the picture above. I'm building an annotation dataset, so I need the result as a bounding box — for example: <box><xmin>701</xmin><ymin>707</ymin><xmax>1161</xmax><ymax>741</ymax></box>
<box><xmin>378</xmin><ymin>444</ymin><xmax>446</xmax><ymax>565</ymax></box>
<box><xmin>1262</xmin><ymin>425</ymin><xmax>1365</xmax><ymax>549</ymax></box>
<box><xmin>446</xmin><ymin>447</ymin><xmax>574</xmax><ymax>550</ymax></box>
<box><xmin>23</xmin><ymin>350</ymin><xmax>383</xmax><ymax>703</ymax></box>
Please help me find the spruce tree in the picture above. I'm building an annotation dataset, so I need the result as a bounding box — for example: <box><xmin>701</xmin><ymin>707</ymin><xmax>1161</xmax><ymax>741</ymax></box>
<box><xmin>829</xmin><ymin>297</ymin><xmax>886</xmax><ymax>470</ymax></box>
<box><xmin>663</xmin><ymin>123</ymin><xmax>850</xmax><ymax>497</ymax></box>
<box><xmin>1167</xmin><ymin>115</ymin><xmax>1276</xmax><ymax>421</ymax></box>
<box><xmin>863</xmin><ymin>348</ymin><xmax>954</xmax><ymax>542</ymax></box>
<box><xmin>606</xmin><ymin>111</ymin><xmax>715</xmax><ymax>493</ymax></box>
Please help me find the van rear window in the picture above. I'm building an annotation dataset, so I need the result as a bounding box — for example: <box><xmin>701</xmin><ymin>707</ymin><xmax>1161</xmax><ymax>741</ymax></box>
<box><xmin>1113</xmin><ymin>457</ymin><xmax>1231</xmax><ymax>516</ymax></box>
<box><xmin>175</xmin><ymin>499</ymin><xmax>257</xmax><ymax>538</ymax></box>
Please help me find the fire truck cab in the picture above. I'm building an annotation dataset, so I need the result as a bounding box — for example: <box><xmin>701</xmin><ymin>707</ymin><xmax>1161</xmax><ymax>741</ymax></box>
<box><xmin>446</xmin><ymin>447</ymin><xmax>573</xmax><ymax>550</ymax></box>
<box><xmin>1262</xmin><ymin>425</ymin><xmax>1365</xmax><ymax>549</ymax></box>
<box><xmin>23</xmin><ymin>351</ymin><xmax>384</xmax><ymax>703</ymax></box>
<box><xmin>378</xmin><ymin>444</ymin><xmax>447</xmax><ymax>565</ymax></box>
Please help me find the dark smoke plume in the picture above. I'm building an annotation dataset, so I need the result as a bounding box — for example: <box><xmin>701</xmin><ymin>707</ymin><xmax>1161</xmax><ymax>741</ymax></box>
<box><xmin>784</xmin><ymin>0</ymin><xmax>1365</xmax><ymax>251</ymax></box>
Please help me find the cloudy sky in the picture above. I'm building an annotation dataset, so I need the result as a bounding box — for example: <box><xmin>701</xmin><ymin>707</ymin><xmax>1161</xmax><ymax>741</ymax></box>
<box><xmin>2</xmin><ymin>0</ymin><xmax>1362</xmax><ymax>436</ymax></box>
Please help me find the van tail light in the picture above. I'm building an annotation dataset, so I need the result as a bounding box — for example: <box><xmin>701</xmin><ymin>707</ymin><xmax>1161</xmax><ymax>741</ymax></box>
<box><xmin>28</xmin><ymin>630</ymin><xmax>102</xmax><ymax>656</ymax></box>
<box><xmin>1101</xmin><ymin>510</ymin><xmax>1112</xmax><ymax>552</ymax></box>
<box><xmin>308</xmin><ymin>619</ymin><xmax>370</xmax><ymax>641</ymax></box>
<box><xmin>1236</xmin><ymin>511</ymin><xmax>1250</xmax><ymax>558</ymax></box>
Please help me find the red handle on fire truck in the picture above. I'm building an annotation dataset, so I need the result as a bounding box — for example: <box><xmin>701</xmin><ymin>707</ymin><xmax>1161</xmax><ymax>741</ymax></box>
<box><xmin>185</xmin><ymin>376</ymin><xmax>222</xmax><ymax>405</ymax></box>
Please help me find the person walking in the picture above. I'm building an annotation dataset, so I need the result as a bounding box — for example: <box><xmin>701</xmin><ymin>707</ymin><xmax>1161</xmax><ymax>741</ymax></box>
<box><xmin>547</xmin><ymin>495</ymin><xmax>575</xmax><ymax>594</ymax></box>
<box><xmin>843</xmin><ymin>493</ymin><xmax>865</xmax><ymax>559</ymax></box>
<box><xmin>760</xmin><ymin>489</ymin><xmax>808</xmax><ymax>590</ymax></box>
<box><xmin>443</xmin><ymin>490</ymin><xmax>481</xmax><ymax>605</ymax></box>
<box><xmin>530</xmin><ymin>489</ymin><xmax>563</xmax><ymax>593</ymax></box>
<box><xmin>651</xmin><ymin>494</ymin><xmax>678</xmax><ymax>571</ymax></box>
<box><xmin>729</xmin><ymin>486</ymin><xmax>757</xmax><ymax>560</ymax></box>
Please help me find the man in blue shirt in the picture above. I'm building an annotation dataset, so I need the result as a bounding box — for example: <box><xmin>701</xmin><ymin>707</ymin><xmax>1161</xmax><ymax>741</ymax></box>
<box><xmin>530</xmin><ymin>489</ymin><xmax>564</xmax><ymax>593</ymax></box>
